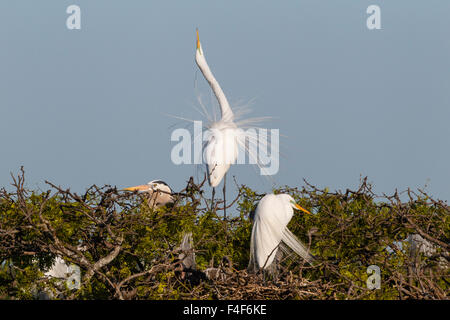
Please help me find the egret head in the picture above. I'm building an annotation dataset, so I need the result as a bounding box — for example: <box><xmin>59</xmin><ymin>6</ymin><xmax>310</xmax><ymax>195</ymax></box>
<box><xmin>123</xmin><ymin>180</ymin><xmax>174</xmax><ymax>208</ymax></box>
<box><xmin>283</xmin><ymin>194</ymin><xmax>311</xmax><ymax>215</ymax></box>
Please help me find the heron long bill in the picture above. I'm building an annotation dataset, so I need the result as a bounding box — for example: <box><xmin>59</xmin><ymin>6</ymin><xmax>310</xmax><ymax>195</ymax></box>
<box><xmin>196</xmin><ymin>29</ymin><xmax>200</xmax><ymax>50</ymax></box>
<box><xmin>294</xmin><ymin>203</ymin><xmax>311</xmax><ymax>215</ymax></box>
<box><xmin>123</xmin><ymin>185</ymin><xmax>149</xmax><ymax>192</ymax></box>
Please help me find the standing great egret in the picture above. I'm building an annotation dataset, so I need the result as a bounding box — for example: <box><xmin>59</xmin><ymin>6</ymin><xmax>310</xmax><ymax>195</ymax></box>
<box><xmin>248</xmin><ymin>194</ymin><xmax>315</xmax><ymax>273</ymax></box>
<box><xmin>195</xmin><ymin>30</ymin><xmax>239</xmax><ymax>219</ymax></box>
<box><xmin>124</xmin><ymin>180</ymin><xmax>174</xmax><ymax>208</ymax></box>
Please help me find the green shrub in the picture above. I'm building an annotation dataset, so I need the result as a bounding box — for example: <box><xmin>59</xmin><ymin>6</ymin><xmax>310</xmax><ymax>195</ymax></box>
<box><xmin>0</xmin><ymin>170</ymin><xmax>448</xmax><ymax>299</ymax></box>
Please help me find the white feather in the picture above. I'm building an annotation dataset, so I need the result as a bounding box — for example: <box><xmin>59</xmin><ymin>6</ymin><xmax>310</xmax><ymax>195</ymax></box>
<box><xmin>249</xmin><ymin>194</ymin><xmax>314</xmax><ymax>271</ymax></box>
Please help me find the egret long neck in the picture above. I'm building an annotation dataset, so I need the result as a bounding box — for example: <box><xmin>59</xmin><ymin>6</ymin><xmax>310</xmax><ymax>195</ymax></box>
<box><xmin>195</xmin><ymin>44</ymin><xmax>234</xmax><ymax>122</ymax></box>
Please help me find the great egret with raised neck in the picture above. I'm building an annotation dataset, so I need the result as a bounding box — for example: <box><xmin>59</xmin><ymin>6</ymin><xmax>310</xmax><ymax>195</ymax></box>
<box><xmin>195</xmin><ymin>30</ymin><xmax>238</xmax><ymax>219</ymax></box>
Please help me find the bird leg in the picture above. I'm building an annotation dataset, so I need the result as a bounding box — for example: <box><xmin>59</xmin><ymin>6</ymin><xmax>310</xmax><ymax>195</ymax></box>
<box><xmin>223</xmin><ymin>173</ymin><xmax>227</xmax><ymax>221</ymax></box>
<box><xmin>211</xmin><ymin>187</ymin><xmax>216</xmax><ymax>212</ymax></box>
<box><xmin>262</xmin><ymin>269</ymin><xmax>267</xmax><ymax>286</ymax></box>
<box><xmin>223</xmin><ymin>173</ymin><xmax>229</xmax><ymax>241</ymax></box>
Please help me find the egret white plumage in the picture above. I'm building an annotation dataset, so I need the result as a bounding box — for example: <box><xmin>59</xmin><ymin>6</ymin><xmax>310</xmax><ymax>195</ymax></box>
<box><xmin>249</xmin><ymin>194</ymin><xmax>315</xmax><ymax>273</ymax></box>
<box><xmin>124</xmin><ymin>180</ymin><xmax>174</xmax><ymax>208</ymax></box>
<box><xmin>44</xmin><ymin>257</ymin><xmax>81</xmax><ymax>291</ymax></box>
<box><xmin>170</xmin><ymin>30</ymin><xmax>273</xmax><ymax>217</ymax></box>
<box><xmin>195</xmin><ymin>30</ymin><xmax>239</xmax><ymax>218</ymax></box>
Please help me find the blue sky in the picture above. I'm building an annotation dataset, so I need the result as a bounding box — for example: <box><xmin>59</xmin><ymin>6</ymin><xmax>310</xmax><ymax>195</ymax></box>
<box><xmin>1</xmin><ymin>1</ymin><xmax>449</xmax><ymax>205</ymax></box>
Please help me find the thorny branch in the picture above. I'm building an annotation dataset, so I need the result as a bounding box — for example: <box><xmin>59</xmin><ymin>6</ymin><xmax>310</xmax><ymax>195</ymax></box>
<box><xmin>0</xmin><ymin>169</ymin><xmax>448</xmax><ymax>300</ymax></box>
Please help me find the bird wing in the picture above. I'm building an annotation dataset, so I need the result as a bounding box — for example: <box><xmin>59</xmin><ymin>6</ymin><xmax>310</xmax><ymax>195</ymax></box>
<box><xmin>249</xmin><ymin>210</ymin><xmax>286</xmax><ymax>270</ymax></box>
<box><xmin>280</xmin><ymin>228</ymin><xmax>315</xmax><ymax>265</ymax></box>
<box><xmin>204</xmin><ymin>127</ymin><xmax>239</xmax><ymax>187</ymax></box>
<box><xmin>249</xmin><ymin>195</ymin><xmax>289</xmax><ymax>269</ymax></box>
<box><xmin>249</xmin><ymin>194</ymin><xmax>315</xmax><ymax>271</ymax></box>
